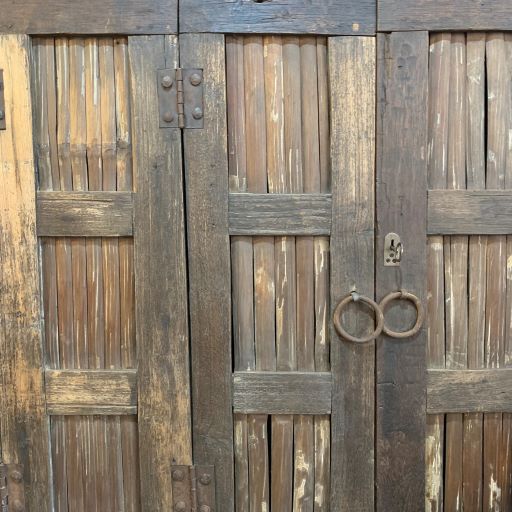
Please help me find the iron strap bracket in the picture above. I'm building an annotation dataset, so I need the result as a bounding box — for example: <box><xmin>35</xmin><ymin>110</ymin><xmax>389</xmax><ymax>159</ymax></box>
<box><xmin>0</xmin><ymin>70</ymin><xmax>6</xmax><ymax>130</ymax></box>
<box><xmin>157</xmin><ymin>68</ymin><xmax>204</xmax><ymax>129</ymax></box>
<box><xmin>171</xmin><ymin>465</ymin><xmax>215</xmax><ymax>512</ymax></box>
<box><xmin>0</xmin><ymin>462</ymin><xmax>26</xmax><ymax>512</ymax></box>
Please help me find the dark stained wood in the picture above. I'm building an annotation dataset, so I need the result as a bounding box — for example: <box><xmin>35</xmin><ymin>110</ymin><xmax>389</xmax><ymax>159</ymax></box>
<box><xmin>428</xmin><ymin>190</ymin><xmax>512</xmax><ymax>234</ymax></box>
<box><xmin>376</xmin><ymin>31</ymin><xmax>428</xmax><ymax>511</ymax></box>
<box><xmin>428</xmin><ymin>370</ymin><xmax>512</xmax><ymax>413</ymax></box>
<box><xmin>45</xmin><ymin>369</ymin><xmax>137</xmax><ymax>415</ymax></box>
<box><xmin>180</xmin><ymin>33</ymin><xmax>234</xmax><ymax>512</ymax></box>
<box><xmin>378</xmin><ymin>0</ymin><xmax>512</xmax><ymax>32</ymax></box>
<box><xmin>229</xmin><ymin>193</ymin><xmax>331</xmax><ymax>235</ymax></box>
<box><xmin>129</xmin><ymin>35</ymin><xmax>192</xmax><ymax>510</ymax></box>
<box><xmin>0</xmin><ymin>34</ymin><xmax>51</xmax><ymax>510</ymax></box>
<box><xmin>0</xmin><ymin>0</ymin><xmax>177</xmax><ymax>34</ymax></box>
<box><xmin>180</xmin><ymin>0</ymin><xmax>375</xmax><ymax>35</ymax></box>
<box><xmin>233</xmin><ymin>372</ymin><xmax>331</xmax><ymax>415</ymax></box>
<box><xmin>37</xmin><ymin>191</ymin><xmax>133</xmax><ymax>236</ymax></box>
<box><xmin>329</xmin><ymin>36</ymin><xmax>375</xmax><ymax>511</ymax></box>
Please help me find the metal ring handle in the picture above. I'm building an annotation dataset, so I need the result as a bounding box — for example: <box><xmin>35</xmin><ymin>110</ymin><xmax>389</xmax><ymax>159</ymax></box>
<box><xmin>333</xmin><ymin>292</ymin><xmax>384</xmax><ymax>343</ymax></box>
<box><xmin>379</xmin><ymin>290</ymin><xmax>425</xmax><ymax>339</ymax></box>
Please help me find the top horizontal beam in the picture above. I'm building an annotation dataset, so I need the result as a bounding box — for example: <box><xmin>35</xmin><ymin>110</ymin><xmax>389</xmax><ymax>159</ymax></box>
<box><xmin>378</xmin><ymin>0</ymin><xmax>512</xmax><ymax>31</ymax></box>
<box><xmin>0</xmin><ymin>0</ymin><xmax>177</xmax><ymax>34</ymax></box>
<box><xmin>179</xmin><ymin>0</ymin><xmax>375</xmax><ymax>35</ymax></box>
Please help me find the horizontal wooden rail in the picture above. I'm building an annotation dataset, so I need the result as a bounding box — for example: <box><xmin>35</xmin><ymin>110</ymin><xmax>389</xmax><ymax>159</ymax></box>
<box><xmin>37</xmin><ymin>191</ymin><xmax>133</xmax><ymax>237</ymax></box>
<box><xmin>229</xmin><ymin>193</ymin><xmax>332</xmax><ymax>236</ymax></box>
<box><xmin>233</xmin><ymin>371</ymin><xmax>331</xmax><ymax>415</ymax></box>
<box><xmin>427</xmin><ymin>369</ymin><xmax>512</xmax><ymax>413</ymax></box>
<box><xmin>428</xmin><ymin>190</ymin><xmax>512</xmax><ymax>235</ymax></box>
<box><xmin>45</xmin><ymin>369</ymin><xmax>137</xmax><ymax>415</ymax></box>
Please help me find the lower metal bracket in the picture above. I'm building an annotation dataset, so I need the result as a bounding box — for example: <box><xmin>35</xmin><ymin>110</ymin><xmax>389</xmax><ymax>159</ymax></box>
<box><xmin>0</xmin><ymin>462</ymin><xmax>26</xmax><ymax>512</ymax></box>
<box><xmin>171</xmin><ymin>465</ymin><xmax>215</xmax><ymax>512</ymax></box>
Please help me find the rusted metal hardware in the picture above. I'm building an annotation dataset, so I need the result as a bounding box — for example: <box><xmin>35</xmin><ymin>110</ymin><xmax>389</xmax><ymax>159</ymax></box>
<box><xmin>0</xmin><ymin>462</ymin><xmax>26</xmax><ymax>512</ymax></box>
<box><xmin>379</xmin><ymin>290</ymin><xmax>425</xmax><ymax>339</ymax></box>
<box><xmin>384</xmin><ymin>232</ymin><xmax>402</xmax><ymax>266</ymax></box>
<box><xmin>0</xmin><ymin>70</ymin><xmax>6</xmax><ymax>130</ymax></box>
<box><xmin>171</xmin><ymin>465</ymin><xmax>215</xmax><ymax>512</ymax></box>
<box><xmin>157</xmin><ymin>68</ymin><xmax>204</xmax><ymax>129</ymax></box>
<box><xmin>332</xmin><ymin>291</ymin><xmax>384</xmax><ymax>343</ymax></box>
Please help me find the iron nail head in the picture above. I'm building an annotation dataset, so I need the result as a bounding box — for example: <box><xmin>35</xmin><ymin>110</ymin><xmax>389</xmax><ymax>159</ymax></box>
<box><xmin>175</xmin><ymin>501</ymin><xmax>186</xmax><ymax>512</ymax></box>
<box><xmin>163</xmin><ymin>111</ymin><xmax>174</xmax><ymax>123</ymax></box>
<box><xmin>189</xmin><ymin>73</ymin><xmax>202</xmax><ymax>86</ymax></box>
<box><xmin>199</xmin><ymin>473</ymin><xmax>211</xmax><ymax>485</ymax></box>
<box><xmin>192</xmin><ymin>107</ymin><xmax>203</xmax><ymax>120</ymax></box>
<box><xmin>161</xmin><ymin>75</ymin><xmax>173</xmax><ymax>88</ymax></box>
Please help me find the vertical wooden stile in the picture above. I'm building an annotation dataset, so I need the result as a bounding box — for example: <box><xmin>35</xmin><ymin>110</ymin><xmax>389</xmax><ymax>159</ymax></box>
<box><xmin>180</xmin><ymin>33</ymin><xmax>234</xmax><ymax>511</ymax></box>
<box><xmin>329</xmin><ymin>36</ymin><xmax>375</xmax><ymax>511</ymax></box>
<box><xmin>376</xmin><ymin>31</ymin><xmax>428</xmax><ymax>511</ymax></box>
<box><xmin>0</xmin><ymin>34</ymin><xmax>51</xmax><ymax>510</ymax></box>
<box><xmin>426</xmin><ymin>32</ymin><xmax>450</xmax><ymax>512</ymax></box>
<box><xmin>129</xmin><ymin>35</ymin><xmax>192</xmax><ymax>510</ymax></box>
<box><xmin>464</xmin><ymin>32</ymin><xmax>486</xmax><ymax>511</ymax></box>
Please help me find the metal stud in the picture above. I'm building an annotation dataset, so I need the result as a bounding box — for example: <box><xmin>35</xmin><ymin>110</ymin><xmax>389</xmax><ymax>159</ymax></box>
<box><xmin>10</xmin><ymin>470</ymin><xmax>22</xmax><ymax>483</ymax></box>
<box><xmin>163</xmin><ymin>111</ymin><xmax>174</xmax><ymax>123</ymax></box>
<box><xmin>175</xmin><ymin>501</ymin><xmax>186</xmax><ymax>512</ymax></box>
<box><xmin>189</xmin><ymin>73</ymin><xmax>202</xmax><ymax>86</ymax></box>
<box><xmin>161</xmin><ymin>75</ymin><xmax>174</xmax><ymax>88</ymax></box>
<box><xmin>199</xmin><ymin>473</ymin><xmax>211</xmax><ymax>486</ymax></box>
<box><xmin>192</xmin><ymin>107</ymin><xmax>203</xmax><ymax>120</ymax></box>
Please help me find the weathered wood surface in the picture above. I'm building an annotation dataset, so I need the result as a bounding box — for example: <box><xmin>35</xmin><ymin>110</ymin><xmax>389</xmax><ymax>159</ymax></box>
<box><xmin>37</xmin><ymin>191</ymin><xmax>133</xmax><ymax>236</ymax></box>
<box><xmin>228</xmin><ymin>193</ymin><xmax>331</xmax><ymax>235</ymax></box>
<box><xmin>428</xmin><ymin>190</ymin><xmax>512</xmax><ymax>234</ymax></box>
<box><xmin>233</xmin><ymin>372</ymin><xmax>331</xmax><ymax>415</ymax></box>
<box><xmin>180</xmin><ymin>0</ymin><xmax>375</xmax><ymax>35</ymax></box>
<box><xmin>181</xmin><ymin>33</ymin><xmax>234</xmax><ymax>512</ymax></box>
<box><xmin>45</xmin><ymin>369</ymin><xmax>137</xmax><ymax>415</ymax></box>
<box><xmin>129</xmin><ymin>35</ymin><xmax>191</xmax><ymax>510</ymax></box>
<box><xmin>0</xmin><ymin>0</ymin><xmax>176</xmax><ymax>34</ymax></box>
<box><xmin>329</xmin><ymin>36</ymin><xmax>375</xmax><ymax>511</ymax></box>
<box><xmin>378</xmin><ymin>0</ymin><xmax>512</xmax><ymax>31</ymax></box>
<box><xmin>376</xmin><ymin>31</ymin><xmax>428</xmax><ymax>511</ymax></box>
<box><xmin>0</xmin><ymin>34</ymin><xmax>51</xmax><ymax>510</ymax></box>
<box><xmin>427</xmin><ymin>370</ymin><xmax>512</xmax><ymax>413</ymax></box>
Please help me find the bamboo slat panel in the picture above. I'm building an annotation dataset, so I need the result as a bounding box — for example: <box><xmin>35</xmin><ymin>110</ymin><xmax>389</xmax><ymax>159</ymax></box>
<box><xmin>32</xmin><ymin>37</ymin><xmax>140</xmax><ymax>511</ymax></box>
<box><xmin>426</xmin><ymin>32</ymin><xmax>512</xmax><ymax>511</ymax></box>
<box><xmin>226</xmin><ymin>35</ymin><xmax>330</xmax><ymax>512</ymax></box>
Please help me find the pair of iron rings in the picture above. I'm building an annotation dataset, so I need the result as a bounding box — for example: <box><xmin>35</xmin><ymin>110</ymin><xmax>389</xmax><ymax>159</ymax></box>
<box><xmin>333</xmin><ymin>290</ymin><xmax>425</xmax><ymax>343</ymax></box>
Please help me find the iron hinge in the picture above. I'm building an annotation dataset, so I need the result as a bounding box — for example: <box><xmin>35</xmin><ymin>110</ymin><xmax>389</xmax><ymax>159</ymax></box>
<box><xmin>0</xmin><ymin>462</ymin><xmax>26</xmax><ymax>512</ymax></box>
<box><xmin>157</xmin><ymin>68</ymin><xmax>204</xmax><ymax>129</ymax></box>
<box><xmin>171</xmin><ymin>465</ymin><xmax>215</xmax><ymax>512</ymax></box>
<box><xmin>0</xmin><ymin>70</ymin><xmax>6</xmax><ymax>130</ymax></box>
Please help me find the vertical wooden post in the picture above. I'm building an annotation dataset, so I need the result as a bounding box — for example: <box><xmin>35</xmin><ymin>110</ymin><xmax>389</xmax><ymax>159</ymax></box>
<box><xmin>376</xmin><ymin>31</ymin><xmax>429</xmax><ymax>510</ymax></box>
<box><xmin>0</xmin><ymin>34</ymin><xmax>51</xmax><ymax>509</ymax></box>
<box><xmin>329</xmin><ymin>36</ymin><xmax>375</xmax><ymax>511</ymax></box>
<box><xmin>180</xmin><ymin>33</ymin><xmax>235</xmax><ymax>511</ymax></box>
<box><xmin>128</xmin><ymin>35</ymin><xmax>192</xmax><ymax>510</ymax></box>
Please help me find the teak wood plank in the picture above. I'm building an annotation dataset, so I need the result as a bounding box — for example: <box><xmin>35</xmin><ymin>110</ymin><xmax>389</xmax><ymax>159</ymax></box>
<box><xmin>428</xmin><ymin>369</ymin><xmax>512</xmax><ymax>413</ymax></box>
<box><xmin>378</xmin><ymin>0</ymin><xmax>512</xmax><ymax>32</ymax></box>
<box><xmin>180</xmin><ymin>33</ymin><xmax>234</xmax><ymax>512</ymax></box>
<box><xmin>428</xmin><ymin>190</ymin><xmax>512</xmax><ymax>234</ymax></box>
<box><xmin>0</xmin><ymin>0</ymin><xmax>177</xmax><ymax>34</ymax></box>
<box><xmin>45</xmin><ymin>369</ymin><xmax>137</xmax><ymax>415</ymax></box>
<box><xmin>228</xmin><ymin>193</ymin><xmax>332</xmax><ymax>235</ymax></box>
<box><xmin>376</xmin><ymin>31</ymin><xmax>428</xmax><ymax>511</ymax></box>
<box><xmin>233</xmin><ymin>372</ymin><xmax>331</xmax><ymax>415</ymax></box>
<box><xmin>0</xmin><ymin>34</ymin><xmax>51</xmax><ymax>510</ymax></box>
<box><xmin>179</xmin><ymin>0</ymin><xmax>375</xmax><ymax>35</ymax></box>
<box><xmin>329</xmin><ymin>36</ymin><xmax>375</xmax><ymax>512</ymax></box>
<box><xmin>128</xmin><ymin>35</ymin><xmax>192</xmax><ymax>510</ymax></box>
<box><xmin>36</xmin><ymin>191</ymin><xmax>133</xmax><ymax>236</ymax></box>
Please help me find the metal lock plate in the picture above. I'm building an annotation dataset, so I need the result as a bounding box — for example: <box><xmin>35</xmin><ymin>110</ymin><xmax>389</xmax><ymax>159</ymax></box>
<box><xmin>0</xmin><ymin>463</ymin><xmax>26</xmax><ymax>512</ymax></box>
<box><xmin>384</xmin><ymin>232</ymin><xmax>403</xmax><ymax>266</ymax></box>
<box><xmin>0</xmin><ymin>70</ymin><xmax>6</xmax><ymax>130</ymax></box>
<box><xmin>171</xmin><ymin>465</ymin><xmax>215</xmax><ymax>512</ymax></box>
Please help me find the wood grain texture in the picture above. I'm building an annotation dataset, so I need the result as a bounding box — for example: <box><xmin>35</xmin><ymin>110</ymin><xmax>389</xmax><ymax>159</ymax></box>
<box><xmin>228</xmin><ymin>193</ymin><xmax>331</xmax><ymax>235</ymax></box>
<box><xmin>0</xmin><ymin>34</ymin><xmax>51</xmax><ymax>510</ymax></box>
<box><xmin>0</xmin><ymin>0</ymin><xmax>176</xmax><ymax>34</ymax></box>
<box><xmin>180</xmin><ymin>33</ymin><xmax>234</xmax><ymax>512</ymax></box>
<box><xmin>329</xmin><ymin>36</ymin><xmax>375</xmax><ymax>511</ymax></box>
<box><xmin>129</xmin><ymin>35</ymin><xmax>191</xmax><ymax>510</ymax></box>
<box><xmin>37</xmin><ymin>191</ymin><xmax>133</xmax><ymax>236</ymax></box>
<box><xmin>45</xmin><ymin>369</ymin><xmax>137</xmax><ymax>415</ymax></box>
<box><xmin>427</xmin><ymin>370</ymin><xmax>512</xmax><ymax>413</ymax></box>
<box><xmin>428</xmin><ymin>190</ymin><xmax>512</xmax><ymax>234</ymax></box>
<box><xmin>233</xmin><ymin>372</ymin><xmax>331</xmax><ymax>415</ymax></box>
<box><xmin>379</xmin><ymin>0</ymin><xmax>512</xmax><ymax>32</ymax></box>
<box><xmin>376</xmin><ymin>31</ymin><xmax>428</xmax><ymax>511</ymax></box>
<box><xmin>179</xmin><ymin>0</ymin><xmax>375</xmax><ymax>35</ymax></box>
